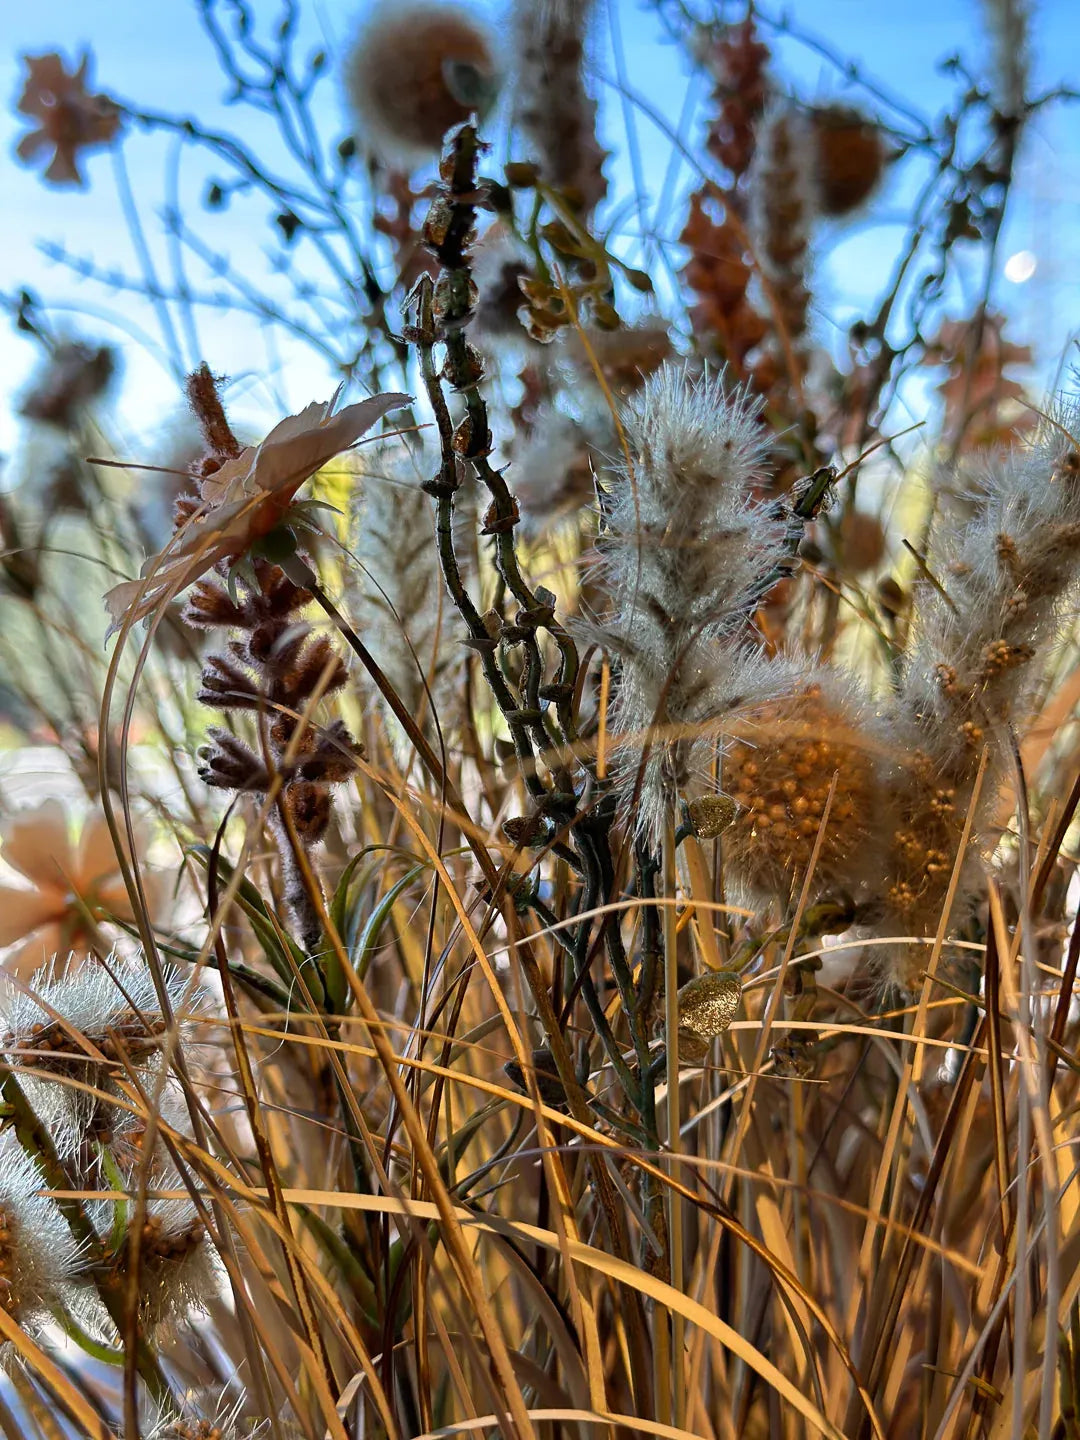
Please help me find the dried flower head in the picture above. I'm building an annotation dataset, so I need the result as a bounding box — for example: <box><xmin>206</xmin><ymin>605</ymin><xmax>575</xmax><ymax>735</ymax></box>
<box><xmin>721</xmin><ymin>672</ymin><xmax>888</xmax><ymax>904</ymax></box>
<box><xmin>808</xmin><ymin>104</ymin><xmax>888</xmax><ymax>217</ymax></box>
<box><xmin>0</xmin><ymin>958</ymin><xmax>204</xmax><ymax>1155</ymax></box>
<box><xmin>343</xmin><ymin>1</ymin><xmax>499</xmax><ymax>168</ymax></box>
<box><xmin>103</xmin><ymin>389</ymin><xmax>409</xmax><ymax>636</ymax></box>
<box><xmin>19</xmin><ymin>341</ymin><xmax>116</xmax><ymax>430</ymax></box>
<box><xmin>14</xmin><ymin>51</ymin><xmax>122</xmax><ymax>186</ymax></box>
<box><xmin>96</xmin><ymin>1187</ymin><xmax>219</xmax><ymax>1333</ymax></box>
<box><xmin>874</xmin><ymin>397</ymin><xmax>1080</xmax><ymax>980</ymax></box>
<box><xmin>0</xmin><ymin>800</ymin><xmax>157</xmax><ymax>981</ymax></box>
<box><xmin>0</xmin><ymin>1134</ymin><xmax>80</xmax><ymax>1329</ymax></box>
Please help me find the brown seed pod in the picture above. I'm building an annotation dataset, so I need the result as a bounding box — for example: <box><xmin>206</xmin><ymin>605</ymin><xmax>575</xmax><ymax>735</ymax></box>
<box><xmin>809</xmin><ymin>104</ymin><xmax>888</xmax><ymax>217</ymax></box>
<box><xmin>344</xmin><ymin>2</ymin><xmax>499</xmax><ymax>167</ymax></box>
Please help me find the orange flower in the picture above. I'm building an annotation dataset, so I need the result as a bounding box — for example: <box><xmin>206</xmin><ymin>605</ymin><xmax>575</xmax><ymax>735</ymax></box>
<box><xmin>103</xmin><ymin>390</ymin><xmax>410</xmax><ymax>636</ymax></box>
<box><xmin>0</xmin><ymin>800</ymin><xmax>152</xmax><ymax>980</ymax></box>
<box><xmin>14</xmin><ymin>52</ymin><xmax>122</xmax><ymax>187</ymax></box>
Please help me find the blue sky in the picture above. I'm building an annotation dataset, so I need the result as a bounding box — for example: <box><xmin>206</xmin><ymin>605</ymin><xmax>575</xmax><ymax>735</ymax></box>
<box><xmin>1</xmin><ymin>0</ymin><xmax>1078</xmax><ymax>461</ymax></box>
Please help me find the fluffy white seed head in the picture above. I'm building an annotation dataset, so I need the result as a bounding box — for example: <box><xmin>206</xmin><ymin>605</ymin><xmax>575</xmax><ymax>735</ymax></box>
<box><xmin>92</xmin><ymin>1178</ymin><xmax>220</xmax><ymax>1335</ymax></box>
<box><xmin>906</xmin><ymin>397</ymin><xmax>1080</xmax><ymax>771</ymax></box>
<box><xmin>0</xmin><ymin>957</ymin><xmax>207</xmax><ymax>1156</ymax></box>
<box><xmin>585</xmin><ymin>365</ymin><xmax>788</xmax><ymax>843</ymax></box>
<box><xmin>0</xmin><ymin>1134</ymin><xmax>81</xmax><ymax>1330</ymax></box>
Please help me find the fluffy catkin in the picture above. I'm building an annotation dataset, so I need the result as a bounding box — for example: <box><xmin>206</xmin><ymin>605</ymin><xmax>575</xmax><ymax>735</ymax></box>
<box><xmin>510</xmin><ymin>0</ymin><xmax>607</xmax><ymax>214</ymax></box>
<box><xmin>880</xmin><ymin>401</ymin><xmax>1080</xmax><ymax>981</ymax></box>
<box><xmin>343</xmin><ymin>1</ymin><xmax>498</xmax><ymax>168</ymax></box>
<box><xmin>586</xmin><ymin>365</ymin><xmax>790</xmax><ymax>845</ymax></box>
<box><xmin>92</xmin><ymin>1179</ymin><xmax>219</xmax><ymax>1334</ymax></box>
<box><xmin>352</xmin><ymin>448</ymin><xmax>462</xmax><ymax>760</ymax></box>
<box><xmin>981</xmin><ymin>0</ymin><xmax>1029</xmax><ymax>117</ymax></box>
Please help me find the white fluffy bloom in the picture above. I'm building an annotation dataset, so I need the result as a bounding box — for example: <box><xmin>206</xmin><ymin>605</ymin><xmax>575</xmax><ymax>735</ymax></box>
<box><xmin>906</xmin><ymin>398</ymin><xmax>1080</xmax><ymax>769</ymax></box>
<box><xmin>0</xmin><ymin>958</ymin><xmax>206</xmax><ymax>1156</ymax></box>
<box><xmin>585</xmin><ymin>365</ymin><xmax>790</xmax><ymax>844</ymax></box>
<box><xmin>89</xmin><ymin>1164</ymin><xmax>220</xmax><ymax>1334</ymax></box>
<box><xmin>0</xmin><ymin>1133</ymin><xmax>80</xmax><ymax>1329</ymax></box>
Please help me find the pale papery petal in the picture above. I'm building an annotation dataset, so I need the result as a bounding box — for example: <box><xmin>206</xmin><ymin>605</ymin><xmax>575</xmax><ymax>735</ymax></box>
<box><xmin>1</xmin><ymin>800</ymin><xmax>75</xmax><ymax>886</ymax></box>
<box><xmin>104</xmin><ymin>391</ymin><xmax>409</xmax><ymax>636</ymax></box>
<box><xmin>75</xmin><ymin>813</ymin><xmax>128</xmax><ymax>887</ymax></box>
<box><xmin>198</xmin><ymin>447</ymin><xmax>256</xmax><ymax>507</ymax></box>
<box><xmin>251</xmin><ymin>392</ymin><xmax>410</xmax><ymax>494</ymax></box>
<box><xmin>0</xmin><ymin>890</ymin><xmax>64</xmax><ymax>948</ymax></box>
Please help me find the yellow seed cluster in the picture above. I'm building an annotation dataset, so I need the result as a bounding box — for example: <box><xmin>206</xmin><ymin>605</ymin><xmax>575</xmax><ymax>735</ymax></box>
<box><xmin>884</xmin><ymin>762</ymin><xmax>965</xmax><ymax>936</ymax></box>
<box><xmin>163</xmin><ymin>1423</ymin><xmax>225</xmax><ymax>1440</ymax></box>
<box><xmin>142</xmin><ymin>1213</ymin><xmax>206</xmax><ymax>1263</ymax></box>
<box><xmin>723</xmin><ymin>687</ymin><xmax>878</xmax><ymax>897</ymax></box>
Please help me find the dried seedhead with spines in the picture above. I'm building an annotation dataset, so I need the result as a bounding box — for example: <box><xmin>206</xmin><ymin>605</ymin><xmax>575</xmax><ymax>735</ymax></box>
<box><xmin>188</xmin><ymin>557</ymin><xmax>361</xmax><ymax>951</ymax></box>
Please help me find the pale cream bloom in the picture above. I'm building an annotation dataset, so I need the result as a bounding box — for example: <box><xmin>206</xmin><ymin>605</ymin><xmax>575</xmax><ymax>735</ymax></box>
<box><xmin>103</xmin><ymin>390</ymin><xmax>409</xmax><ymax>636</ymax></box>
<box><xmin>0</xmin><ymin>799</ymin><xmax>153</xmax><ymax>979</ymax></box>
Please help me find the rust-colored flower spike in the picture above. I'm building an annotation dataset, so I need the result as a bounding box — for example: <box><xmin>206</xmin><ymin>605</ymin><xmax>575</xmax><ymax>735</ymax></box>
<box><xmin>680</xmin><ymin>18</ymin><xmax>771</xmax><ymax>369</ymax></box>
<box><xmin>343</xmin><ymin>1</ymin><xmax>499</xmax><ymax>169</ymax></box>
<box><xmin>721</xmin><ymin>674</ymin><xmax>888</xmax><ymax>906</ymax></box>
<box><xmin>14</xmin><ymin>51</ymin><xmax>122</xmax><ymax>187</ymax></box>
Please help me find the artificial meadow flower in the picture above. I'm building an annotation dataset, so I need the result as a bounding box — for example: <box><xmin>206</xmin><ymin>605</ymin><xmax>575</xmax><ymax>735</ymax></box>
<box><xmin>0</xmin><ymin>800</ymin><xmax>155</xmax><ymax>980</ymax></box>
<box><xmin>103</xmin><ymin>390</ymin><xmax>409</xmax><ymax>637</ymax></box>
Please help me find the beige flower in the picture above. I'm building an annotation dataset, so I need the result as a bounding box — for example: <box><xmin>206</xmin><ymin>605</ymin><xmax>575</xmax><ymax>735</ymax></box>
<box><xmin>103</xmin><ymin>390</ymin><xmax>410</xmax><ymax>637</ymax></box>
<box><xmin>14</xmin><ymin>52</ymin><xmax>122</xmax><ymax>187</ymax></box>
<box><xmin>0</xmin><ymin>800</ymin><xmax>153</xmax><ymax>980</ymax></box>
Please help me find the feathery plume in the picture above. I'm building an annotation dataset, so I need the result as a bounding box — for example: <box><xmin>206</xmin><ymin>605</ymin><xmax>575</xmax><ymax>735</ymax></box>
<box><xmin>510</xmin><ymin>0</ymin><xmax>607</xmax><ymax>214</ymax></box>
<box><xmin>879</xmin><ymin>399</ymin><xmax>1080</xmax><ymax>981</ymax></box>
<box><xmin>353</xmin><ymin>447</ymin><xmax>462</xmax><ymax>760</ymax></box>
<box><xmin>585</xmin><ymin>364</ymin><xmax>789</xmax><ymax>844</ymax></box>
<box><xmin>0</xmin><ymin>958</ymin><xmax>205</xmax><ymax>1156</ymax></box>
